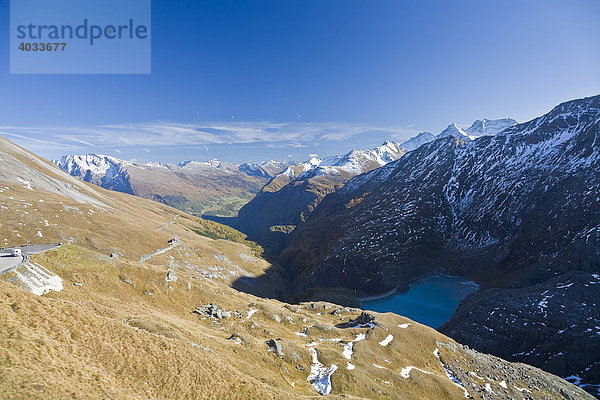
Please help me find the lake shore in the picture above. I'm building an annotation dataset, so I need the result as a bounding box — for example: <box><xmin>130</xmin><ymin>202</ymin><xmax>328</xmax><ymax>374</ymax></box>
<box><xmin>355</xmin><ymin>269</ymin><xmax>474</xmax><ymax>305</ymax></box>
<box><xmin>355</xmin><ymin>286</ymin><xmax>401</xmax><ymax>304</ymax></box>
<box><xmin>357</xmin><ymin>271</ymin><xmax>480</xmax><ymax>328</ymax></box>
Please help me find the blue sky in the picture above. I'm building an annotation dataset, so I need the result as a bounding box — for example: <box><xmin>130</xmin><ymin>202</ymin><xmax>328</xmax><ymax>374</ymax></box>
<box><xmin>1</xmin><ymin>0</ymin><xmax>599</xmax><ymax>164</ymax></box>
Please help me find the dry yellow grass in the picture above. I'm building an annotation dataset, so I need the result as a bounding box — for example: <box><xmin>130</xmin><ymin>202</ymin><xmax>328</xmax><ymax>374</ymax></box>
<box><xmin>0</xmin><ymin>244</ymin><xmax>402</xmax><ymax>399</ymax></box>
<box><xmin>0</xmin><ymin>245</ymin><xmax>590</xmax><ymax>399</ymax></box>
<box><xmin>0</xmin><ymin>281</ymin><xmax>297</xmax><ymax>399</ymax></box>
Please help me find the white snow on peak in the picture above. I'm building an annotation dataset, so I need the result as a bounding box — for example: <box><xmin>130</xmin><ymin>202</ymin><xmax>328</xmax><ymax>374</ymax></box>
<box><xmin>55</xmin><ymin>154</ymin><xmax>289</xmax><ymax>181</ymax></box>
<box><xmin>401</xmin><ymin>132</ymin><xmax>436</xmax><ymax>151</ymax></box>
<box><xmin>176</xmin><ymin>159</ymin><xmax>238</xmax><ymax>173</ymax></box>
<box><xmin>465</xmin><ymin>118</ymin><xmax>517</xmax><ymax>138</ymax></box>
<box><xmin>305</xmin><ymin>157</ymin><xmax>323</xmax><ymax>169</ymax></box>
<box><xmin>371</xmin><ymin>141</ymin><xmax>406</xmax><ymax>164</ymax></box>
<box><xmin>294</xmin><ymin>141</ymin><xmax>406</xmax><ymax>180</ymax></box>
<box><xmin>439</xmin><ymin>119</ymin><xmax>517</xmax><ymax>141</ymax></box>
<box><xmin>54</xmin><ymin>154</ymin><xmax>123</xmax><ymax>176</ymax></box>
<box><xmin>282</xmin><ymin>166</ymin><xmax>295</xmax><ymax>179</ymax></box>
<box><xmin>399</xmin><ymin>118</ymin><xmax>516</xmax><ymax>153</ymax></box>
<box><xmin>438</xmin><ymin>123</ymin><xmax>471</xmax><ymax>141</ymax></box>
<box><xmin>323</xmin><ymin>141</ymin><xmax>403</xmax><ymax>171</ymax></box>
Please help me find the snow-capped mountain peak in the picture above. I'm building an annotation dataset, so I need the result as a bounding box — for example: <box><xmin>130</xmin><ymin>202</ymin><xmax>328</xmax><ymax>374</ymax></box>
<box><xmin>294</xmin><ymin>141</ymin><xmax>406</xmax><ymax>180</ymax></box>
<box><xmin>437</xmin><ymin>123</ymin><xmax>470</xmax><ymax>141</ymax></box>
<box><xmin>374</xmin><ymin>141</ymin><xmax>405</xmax><ymax>163</ymax></box>
<box><xmin>399</xmin><ymin>118</ymin><xmax>518</xmax><ymax>151</ymax></box>
<box><xmin>238</xmin><ymin>160</ymin><xmax>292</xmax><ymax>178</ymax></box>
<box><xmin>465</xmin><ymin>118</ymin><xmax>517</xmax><ymax>138</ymax></box>
<box><xmin>54</xmin><ymin>154</ymin><xmax>127</xmax><ymax>176</ymax></box>
<box><xmin>400</xmin><ymin>132</ymin><xmax>436</xmax><ymax>151</ymax></box>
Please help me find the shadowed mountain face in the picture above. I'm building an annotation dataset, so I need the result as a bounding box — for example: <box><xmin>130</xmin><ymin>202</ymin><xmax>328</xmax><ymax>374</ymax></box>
<box><xmin>224</xmin><ymin>120</ymin><xmax>516</xmax><ymax>257</ymax></box>
<box><xmin>229</xmin><ymin>142</ymin><xmax>407</xmax><ymax>257</ymax></box>
<box><xmin>278</xmin><ymin>95</ymin><xmax>600</xmax><ymax>392</ymax></box>
<box><xmin>54</xmin><ymin>155</ymin><xmax>290</xmax><ymax>217</ymax></box>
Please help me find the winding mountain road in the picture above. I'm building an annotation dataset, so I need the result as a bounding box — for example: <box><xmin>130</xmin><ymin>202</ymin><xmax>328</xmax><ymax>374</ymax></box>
<box><xmin>0</xmin><ymin>253</ymin><xmax>24</xmax><ymax>274</ymax></box>
<box><xmin>138</xmin><ymin>237</ymin><xmax>181</xmax><ymax>262</ymax></box>
<box><xmin>0</xmin><ymin>244</ymin><xmax>61</xmax><ymax>274</ymax></box>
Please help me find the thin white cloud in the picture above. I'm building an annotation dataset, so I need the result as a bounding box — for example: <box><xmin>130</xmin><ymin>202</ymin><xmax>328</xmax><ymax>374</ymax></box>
<box><xmin>57</xmin><ymin>135</ymin><xmax>96</xmax><ymax>147</ymax></box>
<box><xmin>0</xmin><ymin>131</ymin><xmax>83</xmax><ymax>154</ymax></box>
<box><xmin>0</xmin><ymin>121</ymin><xmax>418</xmax><ymax>149</ymax></box>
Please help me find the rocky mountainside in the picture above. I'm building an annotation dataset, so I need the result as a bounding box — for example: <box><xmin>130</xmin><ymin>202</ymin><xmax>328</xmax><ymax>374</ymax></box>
<box><xmin>54</xmin><ymin>154</ymin><xmax>290</xmax><ymax>217</ymax></box>
<box><xmin>227</xmin><ymin>119</ymin><xmax>515</xmax><ymax>257</ymax></box>
<box><xmin>229</xmin><ymin>141</ymin><xmax>407</xmax><ymax>256</ymax></box>
<box><xmin>278</xmin><ymin>95</ymin><xmax>600</xmax><ymax>395</ymax></box>
<box><xmin>1</xmin><ymin>134</ymin><xmax>591</xmax><ymax>399</ymax></box>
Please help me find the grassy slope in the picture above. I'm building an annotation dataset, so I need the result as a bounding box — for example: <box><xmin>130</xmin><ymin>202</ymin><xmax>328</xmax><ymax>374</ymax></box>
<box><xmin>0</xmin><ymin>244</ymin><xmax>450</xmax><ymax>400</ymax></box>
<box><xmin>1</xmin><ymin>242</ymin><xmax>591</xmax><ymax>400</ymax></box>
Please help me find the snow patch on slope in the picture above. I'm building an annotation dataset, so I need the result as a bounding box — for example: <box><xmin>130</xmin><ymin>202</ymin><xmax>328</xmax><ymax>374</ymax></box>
<box><xmin>307</xmin><ymin>348</ymin><xmax>337</xmax><ymax>395</ymax></box>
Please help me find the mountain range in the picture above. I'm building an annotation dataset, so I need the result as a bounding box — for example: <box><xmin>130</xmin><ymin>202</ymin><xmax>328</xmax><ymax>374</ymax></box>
<box><xmin>276</xmin><ymin>95</ymin><xmax>600</xmax><ymax>394</ymax></box>
<box><xmin>228</xmin><ymin>141</ymin><xmax>407</xmax><ymax>256</ymax></box>
<box><xmin>53</xmin><ymin>155</ymin><xmax>290</xmax><ymax>217</ymax></box>
<box><xmin>42</xmin><ymin>98</ymin><xmax>600</xmax><ymax>396</ymax></box>
<box><xmin>53</xmin><ymin>117</ymin><xmax>516</xmax><ymax>232</ymax></box>
<box><xmin>1</xmin><ymin>130</ymin><xmax>591</xmax><ymax>398</ymax></box>
<box><xmin>226</xmin><ymin>118</ymin><xmax>516</xmax><ymax>256</ymax></box>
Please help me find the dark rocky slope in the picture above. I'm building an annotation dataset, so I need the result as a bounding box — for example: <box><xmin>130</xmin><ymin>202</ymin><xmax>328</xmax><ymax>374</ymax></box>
<box><xmin>232</xmin><ymin>142</ymin><xmax>406</xmax><ymax>256</ymax></box>
<box><xmin>278</xmin><ymin>95</ymin><xmax>600</xmax><ymax>394</ymax></box>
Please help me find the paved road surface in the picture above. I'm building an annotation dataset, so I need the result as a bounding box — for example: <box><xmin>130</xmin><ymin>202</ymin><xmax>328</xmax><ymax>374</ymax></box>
<box><xmin>0</xmin><ymin>254</ymin><xmax>23</xmax><ymax>274</ymax></box>
<box><xmin>0</xmin><ymin>244</ymin><xmax>61</xmax><ymax>274</ymax></box>
<box><xmin>138</xmin><ymin>237</ymin><xmax>180</xmax><ymax>263</ymax></box>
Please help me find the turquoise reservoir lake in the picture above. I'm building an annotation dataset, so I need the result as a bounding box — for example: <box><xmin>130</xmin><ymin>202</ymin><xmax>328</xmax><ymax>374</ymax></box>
<box><xmin>361</xmin><ymin>274</ymin><xmax>479</xmax><ymax>329</ymax></box>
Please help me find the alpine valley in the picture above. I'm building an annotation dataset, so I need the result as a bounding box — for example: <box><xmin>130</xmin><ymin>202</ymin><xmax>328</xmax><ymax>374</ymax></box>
<box><xmin>1</xmin><ymin>95</ymin><xmax>597</xmax><ymax>399</ymax></box>
<box><xmin>54</xmin><ymin>154</ymin><xmax>291</xmax><ymax>217</ymax></box>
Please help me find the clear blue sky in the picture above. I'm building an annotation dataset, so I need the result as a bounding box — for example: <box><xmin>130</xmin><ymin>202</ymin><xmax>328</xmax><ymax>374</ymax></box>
<box><xmin>1</xmin><ymin>0</ymin><xmax>599</xmax><ymax>163</ymax></box>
